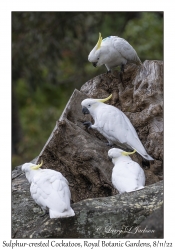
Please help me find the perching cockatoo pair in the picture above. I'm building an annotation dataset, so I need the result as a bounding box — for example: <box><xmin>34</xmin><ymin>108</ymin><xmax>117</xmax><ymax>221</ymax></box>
<box><xmin>81</xmin><ymin>94</ymin><xmax>153</xmax><ymax>161</ymax></box>
<box><xmin>108</xmin><ymin>148</ymin><xmax>145</xmax><ymax>194</ymax></box>
<box><xmin>22</xmin><ymin>152</ymin><xmax>144</xmax><ymax>215</ymax></box>
<box><xmin>22</xmin><ymin>161</ymin><xmax>75</xmax><ymax>219</ymax></box>
<box><xmin>88</xmin><ymin>33</ymin><xmax>142</xmax><ymax>74</ymax></box>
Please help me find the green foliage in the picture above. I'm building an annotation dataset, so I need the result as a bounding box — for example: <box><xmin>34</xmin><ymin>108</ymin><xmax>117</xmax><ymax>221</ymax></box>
<box><xmin>123</xmin><ymin>12</ymin><xmax>163</xmax><ymax>60</ymax></box>
<box><xmin>13</xmin><ymin>77</ymin><xmax>71</xmax><ymax>168</ymax></box>
<box><xmin>12</xmin><ymin>12</ymin><xmax>163</xmax><ymax>169</ymax></box>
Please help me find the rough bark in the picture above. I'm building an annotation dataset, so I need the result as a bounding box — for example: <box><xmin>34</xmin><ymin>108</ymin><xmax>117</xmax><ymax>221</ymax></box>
<box><xmin>12</xmin><ymin>167</ymin><xmax>163</xmax><ymax>238</ymax></box>
<box><xmin>12</xmin><ymin>60</ymin><xmax>163</xmax><ymax>238</ymax></box>
<box><xmin>36</xmin><ymin>89</ymin><xmax>117</xmax><ymax>203</ymax></box>
<box><xmin>36</xmin><ymin>60</ymin><xmax>163</xmax><ymax>203</ymax></box>
<box><xmin>81</xmin><ymin>60</ymin><xmax>163</xmax><ymax>180</ymax></box>
<box><xmin>125</xmin><ymin>205</ymin><xmax>163</xmax><ymax>238</ymax></box>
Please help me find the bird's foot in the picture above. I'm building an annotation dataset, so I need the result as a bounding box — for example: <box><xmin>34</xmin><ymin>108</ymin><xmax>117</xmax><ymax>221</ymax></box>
<box><xmin>107</xmin><ymin>70</ymin><xmax>118</xmax><ymax>79</ymax></box>
<box><xmin>83</xmin><ymin>121</ymin><xmax>92</xmax><ymax>129</ymax></box>
<box><xmin>40</xmin><ymin>210</ymin><xmax>49</xmax><ymax>217</ymax></box>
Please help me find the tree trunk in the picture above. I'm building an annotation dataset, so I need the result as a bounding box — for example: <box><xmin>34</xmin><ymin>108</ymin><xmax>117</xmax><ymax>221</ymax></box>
<box><xmin>12</xmin><ymin>60</ymin><xmax>163</xmax><ymax>238</ymax></box>
<box><xmin>12</xmin><ymin>169</ymin><xmax>163</xmax><ymax>239</ymax></box>
<box><xmin>37</xmin><ymin>60</ymin><xmax>163</xmax><ymax>203</ymax></box>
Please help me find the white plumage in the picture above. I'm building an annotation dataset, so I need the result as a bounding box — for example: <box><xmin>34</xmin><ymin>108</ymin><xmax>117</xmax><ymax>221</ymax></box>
<box><xmin>81</xmin><ymin>95</ymin><xmax>153</xmax><ymax>161</ymax></box>
<box><xmin>22</xmin><ymin>162</ymin><xmax>75</xmax><ymax>218</ymax></box>
<box><xmin>108</xmin><ymin>148</ymin><xmax>145</xmax><ymax>194</ymax></box>
<box><xmin>88</xmin><ymin>33</ymin><xmax>142</xmax><ymax>72</ymax></box>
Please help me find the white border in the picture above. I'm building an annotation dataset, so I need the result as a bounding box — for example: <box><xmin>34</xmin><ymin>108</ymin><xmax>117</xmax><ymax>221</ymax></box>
<box><xmin>1</xmin><ymin>1</ymin><xmax>175</xmax><ymax>248</ymax></box>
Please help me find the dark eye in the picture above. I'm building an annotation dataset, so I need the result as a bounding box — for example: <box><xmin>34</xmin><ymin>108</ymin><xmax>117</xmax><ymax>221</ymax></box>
<box><xmin>97</xmin><ymin>57</ymin><xmax>99</xmax><ymax>60</ymax></box>
<box><xmin>88</xmin><ymin>104</ymin><xmax>91</xmax><ymax>107</ymax></box>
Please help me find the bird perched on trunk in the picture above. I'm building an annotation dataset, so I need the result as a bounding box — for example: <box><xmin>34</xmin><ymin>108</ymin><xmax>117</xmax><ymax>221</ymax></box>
<box><xmin>81</xmin><ymin>94</ymin><xmax>153</xmax><ymax>161</ymax></box>
<box><xmin>108</xmin><ymin>148</ymin><xmax>145</xmax><ymax>194</ymax></box>
<box><xmin>22</xmin><ymin>160</ymin><xmax>75</xmax><ymax>219</ymax></box>
<box><xmin>88</xmin><ymin>33</ymin><xmax>142</xmax><ymax>80</ymax></box>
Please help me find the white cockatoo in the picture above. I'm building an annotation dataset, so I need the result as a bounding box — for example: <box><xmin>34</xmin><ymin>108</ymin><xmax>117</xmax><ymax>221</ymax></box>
<box><xmin>22</xmin><ymin>161</ymin><xmax>75</xmax><ymax>219</ymax></box>
<box><xmin>88</xmin><ymin>33</ymin><xmax>142</xmax><ymax>74</ymax></box>
<box><xmin>108</xmin><ymin>148</ymin><xmax>145</xmax><ymax>194</ymax></box>
<box><xmin>81</xmin><ymin>94</ymin><xmax>153</xmax><ymax>161</ymax></box>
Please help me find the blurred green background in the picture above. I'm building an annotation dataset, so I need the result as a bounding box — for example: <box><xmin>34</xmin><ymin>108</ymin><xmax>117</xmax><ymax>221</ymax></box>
<box><xmin>12</xmin><ymin>12</ymin><xmax>163</xmax><ymax>169</ymax></box>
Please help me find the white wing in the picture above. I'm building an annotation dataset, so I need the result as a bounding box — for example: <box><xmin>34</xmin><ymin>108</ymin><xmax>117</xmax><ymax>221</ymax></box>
<box><xmin>112</xmin><ymin>159</ymin><xmax>145</xmax><ymax>193</ymax></box>
<box><xmin>95</xmin><ymin>105</ymin><xmax>127</xmax><ymax>143</ymax></box>
<box><xmin>95</xmin><ymin>104</ymin><xmax>153</xmax><ymax>160</ymax></box>
<box><xmin>30</xmin><ymin>169</ymin><xmax>71</xmax><ymax>215</ymax></box>
<box><xmin>120</xmin><ymin>112</ymin><xmax>153</xmax><ymax>160</ymax></box>
<box><xmin>112</xmin><ymin>36</ymin><xmax>141</xmax><ymax>64</ymax></box>
<box><xmin>125</xmin><ymin>161</ymin><xmax>145</xmax><ymax>187</ymax></box>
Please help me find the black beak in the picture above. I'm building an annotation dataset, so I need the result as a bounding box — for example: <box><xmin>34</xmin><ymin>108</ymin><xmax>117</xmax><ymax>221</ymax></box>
<box><xmin>92</xmin><ymin>62</ymin><xmax>97</xmax><ymax>67</ymax></box>
<box><xmin>82</xmin><ymin>106</ymin><xmax>90</xmax><ymax>115</ymax></box>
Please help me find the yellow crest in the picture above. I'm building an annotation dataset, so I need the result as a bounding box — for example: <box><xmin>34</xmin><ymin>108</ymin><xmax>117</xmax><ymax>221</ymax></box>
<box><xmin>97</xmin><ymin>94</ymin><xmax>112</xmax><ymax>103</ymax></box>
<box><xmin>122</xmin><ymin>149</ymin><xmax>136</xmax><ymax>156</ymax></box>
<box><xmin>31</xmin><ymin>160</ymin><xmax>43</xmax><ymax>170</ymax></box>
<box><xmin>96</xmin><ymin>33</ymin><xmax>103</xmax><ymax>50</ymax></box>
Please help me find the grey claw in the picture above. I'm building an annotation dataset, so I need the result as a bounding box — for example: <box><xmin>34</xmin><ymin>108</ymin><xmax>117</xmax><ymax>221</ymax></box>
<box><xmin>83</xmin><ymin>121</ymin><xmax>92</xmax><ymax>129</ymax></box>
